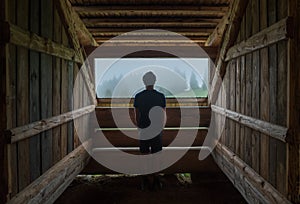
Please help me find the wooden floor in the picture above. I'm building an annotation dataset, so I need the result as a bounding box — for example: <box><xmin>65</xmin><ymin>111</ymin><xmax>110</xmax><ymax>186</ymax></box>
<box><xmin>55</xmin><ymin>174</ymin><xmax>246</xmax><ymax>204</ymax></box>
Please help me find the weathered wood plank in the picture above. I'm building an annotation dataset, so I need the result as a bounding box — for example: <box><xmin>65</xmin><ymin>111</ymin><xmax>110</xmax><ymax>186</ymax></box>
<box><xmin>7</xmin><ymin>24</ymin><xmax>81</xmax><ymax>63</ymax></box>
<box><xmin>224</xmin><ymin>63</ymin><xmax>230</xmax><ymax>147</ymax></box>
<box><xmin>225</xmin><ymin>17</ymin><xmax>293</xmax><ymax>61</ymax></box>
<box><xmin>1</xmin><ymin>0</ymin><xmax>8</xmax><ymax>202</ymax></box>
<box><xmin>52</xmin><ymin>8</ymin><xmax>62</xmax><ymax>164</ymax></box>
<box><xmin>268</xmin><ymin>0</ymin><xmax>278</xmax><ymax>188</ymax></box>
<box><xmin>205</xmin><ymin>13</ymin><xmax>229</xmax><ymax>46</ymax></box>
<box><xmin>29</xmin><ymin>0</ymin><xmax>41</xmax><ymax>182</ymax></box>
<box><xmin>244</xmin><ymin>2</ymin><xmax>252</xmax><ymax>167</ymax></box>
<box><xmin>67</xmin><ymin>62</ymin><xmax>74</xmax><ymax>153</ymax></box>
<box><xmin>16</xmin><ymin>0</ymin><xmax>30</xmax><ymax>191</ymax></box>
<box><xmin>40</xmin><ymin>0</ymin><xmax>53</xmax><ymax>173</ymax></box>
<box><xmin>93</xmin><ymin>128</ymin><xmax>207</xmax><ymax>147</ymax></box>
<box><xmin>209</xmin><ymin>0</ymin><xmax>249</xmax><ymax>105</ymax></box>
<box><xmin>235</xmin><ymin>57</ymin><xmax>241</xmax><ymax>156</ymax></box>
<box><xmin>6</xmin><ymin>105</ymin><xmax>95</xmax><ymax>144</ymax></box>
<box><xmin>259</xmin><ymin>0</ymin><xmax>270</xmax><ymax>182</ymax></box>
<box><xmin>95</xmin><ymin>107</ymin><xmax>211</xmax><ymax>128</ymax></box>
<box><xmin>213</xmin><ymin>143</ymin><xmax>292</xmax><ymax>204</ymax></box>
<box><xmin>6</xmin><ymin>0</ymin><xmax>18</xmax><ymax>197</ymax></box>
<box><xmin>211</xmin><ymin>105</ymin><xmax>288</xmax><ymax>143</ymax></box>
<box><xmin>287</xmin><ymin>0</ymin><xmax>300</xmax><ymax>202</ymax></box>
<box><xmin>276</xmin><ymin>0</ymin><xmax>288</xmax><ymax>195</ymax></box>
<box><xmin>60</xmin><ymin>31</ymin><xmax>68</xmax><ymax>158</ymax></box>
<box><xmin>251</xmin><ymin>0</ymin><xmax>260</xmax><ymax>173</ymax></box>
<box><xmin>7</xmin><ymin>140</ymin><xmax>92</xmax><ymax>204</ymax></box>
<box><xmin>229</xmin><ymin>59</ymin><xmax>236</xmax><ymax>151</ymax></box>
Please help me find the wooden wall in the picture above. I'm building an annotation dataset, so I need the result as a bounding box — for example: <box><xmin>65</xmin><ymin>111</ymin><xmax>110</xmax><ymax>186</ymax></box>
<box><xmin>3</xmin><ymin>0</ymin><xmax>83</xmax><ymax>200</ymax></box>
<box><xmin>212</xmin><ymin>0</ymin><xmax>299</xmax><ymax>202</ymax></box>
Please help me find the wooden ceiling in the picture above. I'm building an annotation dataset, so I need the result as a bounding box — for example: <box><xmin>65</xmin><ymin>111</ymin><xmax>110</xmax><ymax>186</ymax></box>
<box><xmin>69</xmin><ymin>0</ymin><xmax>231</xmax><ymax>47</ymax></box>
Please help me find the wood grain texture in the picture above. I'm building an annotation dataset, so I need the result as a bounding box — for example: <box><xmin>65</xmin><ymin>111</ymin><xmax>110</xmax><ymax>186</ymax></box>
<box><xmin>213</xmin><ymin>143</ymin><xmax>292</xmax><ymax>204</ymax></box>
<box><xmin>259</xmin><ymin>0</ymin><xmax>270</xmax><ymax>182</ymax></box>
<box><xmin>7</xmin><ymin>140</ymin><xmax>92</xmax><ymax>204</ymax></box>
<box><xmin>95</xmin><ymin>107</ymin><xmax>211</xmax><ymax>128</ymax></box>
<box><xmin>52</xmin><ymin>8</ymin><xmax>62</xmax><ymax>164</ymax></box>
<box><xmin>16</xmin><ymin>0</ymin><xmax>30</xmax><ymax>191</ymax></box>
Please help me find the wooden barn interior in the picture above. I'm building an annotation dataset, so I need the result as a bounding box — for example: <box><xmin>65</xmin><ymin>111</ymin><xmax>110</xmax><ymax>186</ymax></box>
<box><xmin>0</xmin><ymin>0</ymin><xmax>299</xmax><ymax>203</ymax></box>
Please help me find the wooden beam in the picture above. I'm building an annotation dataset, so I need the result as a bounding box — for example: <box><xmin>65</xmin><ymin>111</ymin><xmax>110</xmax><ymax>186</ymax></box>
<box><xmin>7</xmin><ymin>140</ymin><xmax>91</xmax><ymax>204</ymax></box>
<box><xmin>74</xmin><ymin>7</ymin><xmax>227</xmax><ymax>18</ymax></box>
<box><xmin>7</xmin><ymin>23</ymin><xmax>81</xmax><ymax>63</ymax></box>
<box><xmin>225</xmin><ymin>17</ymin><xmax>293</xmax><ymax>61</ymax></box>
<box><xmin>54</xmin><ymin>0</ymin><xmax>97</xmax><ymax>104</ymax></box>
<box><xmin>209</xmin><ymin>0</ymin><xmax>250</xmax><ymax>105</ymax></box>
<box><xmin>70</xmin><ymin>0</ymin><xmax>230</xmax><ymax>6</ymax></box>
<box><xmin>205</xmin><ymin>13</ymin><xmax>229</xmax><ymax>46</ymax></box>
<box><xmin>90</xmin><ymin>31</ymin><xmax>211</xmax><ymax>38</ymax></box>
<box><xmin>211</xmin><ymin>105</ymin><xmax>288</xmax><ymax>142</ymax></box>
<box><xmin>6</xmin><ymin>105</ymin><xmax>95</xmax><ymax>144</ymax></box>
<box><xmin>95</xmin><ymin>39</ymin><xmax>208</xmax><ymax>44</ymax></box>
<box><xmin>88</xmin><ymin>28</ymin><xmax>215</xmax><ymax>34</ymax></box>
<box><xmin>213</xmin><ymin>143</ymin><xmax>291</xmax><ymax>204</ymax></box>
<box><xmin>54</xmin><ymin>1</ymin><xmax>97</xmax><ymax>47</ymax></box>
<box><xmin>287</xmin><ymin>0</ymin><xmax>300</xmax><ymax>202</ymax></box>
<box><xmin>84</xmin><ymin>21</ymin><xmax>218</xmax><ymax>28</ymax></box>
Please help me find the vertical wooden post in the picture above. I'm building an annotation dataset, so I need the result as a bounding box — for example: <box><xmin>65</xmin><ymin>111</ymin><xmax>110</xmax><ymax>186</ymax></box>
<box><xmin>16</xmin><ymin>0</ymin><xmax>30</xmax><ymax>191</ymax></box>
<box><xmin>40</xmin><ymin>0</ymin><xmax>53</xmax><ymax>172</ymax></box>
<box><xmin>6</xmin><ymin>0</ymin><xmax>18</xmax><ymax>197</ymax></box>
<box><xmin>268</xmin><ymin>0</ymin><xmax>278</xmax><ymax>187</ymax></box>
<box><xmin>52</xmin><ymin>7</ymin><xmax>62</xmax><ymax>164</ymax></box>
<box><xmin>29</xmin><ymin>0</ymin><xmax>41</xmax><ymax>182</ymax></box>
<box><xmin>287</xmin><ymin>0</ymin><xmax>300</xmax><ymax>202</ymax></box>
<box><xmin>251</xmin><ymin>0</ymin><xmax>260</xmax><ymax>173</ymax></box>
<box><xmin>259</xmin><ymin>0</ymin><xmax>270</xmax><ymax>182</ymax></box>
<box><xmin>0</xmin><ymin>0</ymin><xmax>8</xmax><ymax>202</ymax></box>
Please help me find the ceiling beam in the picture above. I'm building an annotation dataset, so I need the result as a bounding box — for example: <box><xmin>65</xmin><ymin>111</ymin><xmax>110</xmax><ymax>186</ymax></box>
<box><xmin>74</xmin><ymin>8</ymin><xmax>227</xmax><ymax>18</ymax></box>
<box><xmin>70</xmin><ymin>0</ymin><xmax>230</xmax><ymax>6</ymax></box>
<box><xmin>87</xmin><ymin>28</ymin><xmax>215</xmax><ymax>33</ymax></box>
<box><xmin>90</xmin><ymin>31</ymin><xmax>211</xmax><ymax>38</ymax></box>
<box><xmin>83</xmin><ymin>21</ymin><xmax>218</xmax><ymax>28</ymax></box>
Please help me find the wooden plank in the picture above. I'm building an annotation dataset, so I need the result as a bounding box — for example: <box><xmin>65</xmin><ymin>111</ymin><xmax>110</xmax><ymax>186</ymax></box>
<box><xmin>95</xmin><ymin>107</ymin><xmax>211</xmax><ymax>128</ymax></box>
<box><xmin>6</xmin><ymin>105</ymin><xmax>95</xmax><ymax>144</ymax></box>
<box><xmin>73</xmin><ymin>63</ymin><xmax>80</xmax><ymax>148</ymax></box>
<box><xmin>224</xmin><ymin>63</ymin><xmax>230</xmax><ymax>147</ymax></box>
<box><xmin>29</xmin><ymin>0</ymin><xmax>41</xmax><ymax>182</ymax></box>
<box><xmin>16</xmin><ymin>0</ymin><xmax>30</xmax><ymax>191</ymax></box>
<box><xmin>6</xmin><ymin>0</ymin><xmax>18</xmax><ymax>197</ymax></box>
<box><xmin>67</xmin><ymin>61</ymin><xmax>74</xmax><ymax>153</ymax></box>
<box><xmin>40</xmin><ymin>0</ymin><xmax>53</xmax><ymax>173</ymax></box>
<box><xmin>225</xmin><ymin>17</ymin><xmax>293</xmax><ymax>61</ymax></box>
<box><xmin>7</xmin><ymin>140</ymin><xmax>92</xmax><ymax>204</ymax></box>
<box><xmin>52</xmin><ymin>0</ymin><xmax>97</xmax><ymax>104</ymax></box>
<box><xmin>229</xmin><ymin>59</ymin><xmax>236</xmax><ymax>151</ymax></box>
<box><xmin>205</xmin><ymin>13</ymin><xmax>229</xmax><ymax>46</ymax></box>
<box><xmin>60</xmin><ymin>31</ymin><xmax>68</xmax><ymax>158</ymax></box>
<box><xmin>268</xmin><ymin>0</ymin><xmax>278</xmax><ymax>188</ymax></box>
<box><xmin>54</xmin><ymin>0</ymin><xmax>97</xmax><ymax>47</ymax></box>
<box><xmin>276</xmin><ymin>0</ymin><xmax>288</xmax><ymax>195</ymax></box>
<box><xmin>235</xmin><ymin>57</ymin><xmax>241</xmax><ymax>156</ymax></box>
<box><xmin>287</xmin><ymin>0</ymin><xmax>300</xmax><ymax>202</ymax></box>
<box><xmin>52</xmin><ymin>8</ymin><xmax>62</xmax><ymax>164</ymax></box>
<box><xmin>1</xmin><ymin>0</ymin><xmax>8</xmax><ymax>202</ymax></box>
<box><xmin>244</xmin><ymin>2</ymin><xmax>252</xmax><ymax>167</ymax></box>
<box><xmin>251</xmin><ymin>0</ymin><xmax>260</xmax><ymax>173</ymax></box>
<box><xmin>7</xmin><ymin>24</ymin><xmax>80</xmax><ymax>63</ymax></box>
<box><xmin>212</xmin><ymin>143</ymin><xmax>292</xmax><ymax>204</ymax></box>
<box><xmin>83</xmin><ymin>151</ymin><xmax>219</xmax><ymax>174</ymax></box>
<box><xmin>239</xmin><ymin>16</ymin><xmax>246</xmax><ymax>161</ymax></box>
<box><xmin>211</xmin><ymin>105</ymin><xmax>288</xmax><ymax>143</ymax></box>
<box><xmin>93</xmin><ymin>128</ymin><xmax>208</xmax><ymax>147</ymax></box>
<box><xmin>209</xmin><ymin>0</ymin><xmax>249</xmax><ymax>105</ymax></box>
<box><xmin>259</xmin><ymin>0</ymin><xmax>270</xmax><ymax>182</ymax></box>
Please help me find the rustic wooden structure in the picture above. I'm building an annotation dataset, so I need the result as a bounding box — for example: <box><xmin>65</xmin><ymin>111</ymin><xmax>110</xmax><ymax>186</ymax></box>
<box><xmin>0</xmin><ymin>0</ymin><xmax>299</xmax><ymax>203</ymax></box>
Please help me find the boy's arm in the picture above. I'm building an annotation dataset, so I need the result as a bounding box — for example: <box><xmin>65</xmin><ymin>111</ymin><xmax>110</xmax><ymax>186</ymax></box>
<box><xmin>134</xmin><ymin>108</ymin><xmax>139</xmax><ymax>127</ymax></box>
